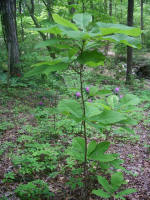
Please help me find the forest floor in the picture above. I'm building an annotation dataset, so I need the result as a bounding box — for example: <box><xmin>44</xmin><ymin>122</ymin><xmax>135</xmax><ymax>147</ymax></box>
<box><xmin>0</xmin><ymin>78</ymin><xmax>150</xmax><ymax>200</ymax></box>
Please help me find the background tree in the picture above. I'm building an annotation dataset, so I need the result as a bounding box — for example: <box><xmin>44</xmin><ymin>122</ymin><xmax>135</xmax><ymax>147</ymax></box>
<box><xmin>0</xmin><ymin>0</ymin><xmax>20</xmax><ymax>76</ymax></box>
<box><xmin>126</xmin><ymin>0</ymin><xmax>134</xmax><ymax>84</ymax></box>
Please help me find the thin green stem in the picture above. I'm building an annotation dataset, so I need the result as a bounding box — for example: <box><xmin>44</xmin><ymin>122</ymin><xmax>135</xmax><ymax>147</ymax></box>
<box><xmin>79</xmin><ymin>40</ymin><xmax>88</xmax><ymax>200</ymax></box>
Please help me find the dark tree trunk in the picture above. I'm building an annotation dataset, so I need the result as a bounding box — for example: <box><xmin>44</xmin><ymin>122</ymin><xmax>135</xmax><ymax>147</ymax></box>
<box><xmin>126</xmin><ymin>0</ymin><xmax>134</xmax><ymax>84</ymax></box>
<box><xmin>109</xmin><ymin>0</ymin><xmax>112</xmax><ymax>16</ymax></box>
<box><xmin>141</xmin><ymin>0</ymin><xmax>144</xmax><ymax>43</ymax></box>
<box><xmin>141</xmin><ymin>0</ymin><xmax>144</xmax><ymax>30</ymax></box>
<box><xmin>0</xmin><ymin>0</ymin><xmax>20</xmax><ymax>76</ymax></box>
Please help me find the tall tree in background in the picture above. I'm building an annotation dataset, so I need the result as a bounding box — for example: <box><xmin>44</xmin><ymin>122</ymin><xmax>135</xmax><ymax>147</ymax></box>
<box><xmin>141</xmin><ymin>0</ymin><xmax>144</xmax><ymax>43</ymax></box>
<box><xmin>109</xmin><ymin>0</ymin><xmax>112</xmax><ymax>16</ymax></box>
<box><xmin>126</xmin><ymin>0</ymin><xmax>134</xmax><ymax>84</ymax></box>
<box><xmin>0</xmin><ymin>0</ymin><xmax>20</xmax><ymax>76</ymax></box>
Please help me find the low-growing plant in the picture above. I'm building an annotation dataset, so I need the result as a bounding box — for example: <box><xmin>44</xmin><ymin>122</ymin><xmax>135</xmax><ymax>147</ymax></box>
<box><xmin>92</xmin><ymin>172</ymin><xmax>136</xmax><ymax>199</ymax></box>
<box><xmin>2</xmin><ymin>172</ymin><xmax>15</xmax><ymax>183</ymax></box>
<box><xmin>15</xmin><ymin>179</ymin><xmax>54</xmax><ymax>200</ymax></box>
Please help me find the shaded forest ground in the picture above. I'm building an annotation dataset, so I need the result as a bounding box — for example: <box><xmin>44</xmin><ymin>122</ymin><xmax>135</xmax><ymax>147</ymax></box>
<box><xmin>0</xmin><ymin>75</ymin><xmax>150</xmax><ymax>200</ymax></box>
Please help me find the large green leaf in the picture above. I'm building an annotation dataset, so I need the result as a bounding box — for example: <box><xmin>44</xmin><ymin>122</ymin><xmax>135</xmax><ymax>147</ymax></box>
<box><xmin>73</xmin><ymin>13</ymin><xmax>92</xmax><ymax>31</ymax></box>
<box><xmin>29</xmin><ymin>25</ymin><xmax>62</xmax><ymax>35</ymax></box>
<box><xmin>103</xmin><ymin>34</ymin><xmax>141</xmax><ymax>49</ymax></box>
<box><xmin>53</xmin><ymin>14</ymin><xmax>78</xmax><ymax>31</ymax></box>
<box><xmin>57</xmin><ymin>99</ymin><xmax>83</xmax><ymax>122</ymax></box>
<box><xmin>24</xmin><ymin>62</ymin><xmax>68</xmax><ymax>77</ymax></box>
<box><xmin>120</xmin><ymin>94</ymin><xmax>140</xmax><ymax>106</ymax></box>
<box><xmin>62</xmin><ymin>30</ymin><xmax>90</xmax><ymax>40</ymax></box>
<box><xmin>95</xmin><ymin>22</ymin><xmax>141</xmax><ymax>36</ymax></box>
<box><xmin>69</xmin><ymin>137</ymin><xmax>85</xmax><ymax>162</ymax></box>
<box><xmin>88</xmin><ymin>141</ymin><xmax>117</xmax><ymax>162</ymax></box>
<box><xmin>35</xmin><ymin>39</ymin><xmax>69</xmax><ymax>49</ymax></box>
<box><xmin>97</xmin><ymin>176</ymin><xmax>113</xmax><ymax>193</ymax></box>
<box><xmin>90</xmin><ymin>110</ymin><xmax>126</xmax><ymax>124</ymax></box>
<box><xmin>115</xmin><ymin>188</ymin><xmax>136</xmax><ymax>198</ymax></box>
<box><xmin>85</xmin><ymin>102</ymin><xmax>101</xmax><ymax>118</ymax></box>
<box><xmin>87</xmin><ymin>140</ymin><xmax>97</xmax><ymax>156</ymax></box>
<box><xmin>92</xmin><ymin>189</ymin><xmax>111</xmax><ymax>198</ymax></box>
<box><xmin>111</xmin><ymin>172</ymin><xmax>124</xmax><ymax>192</ymax></box>
<box><xmin>77</xmin><ymin>50</ymin><xmax>105</xmax><ymax>67</ymax></box>
<box><xmin>107</xmin><ymin>95</ymin><xmax>119</xmax><ymax>109</ymax></box>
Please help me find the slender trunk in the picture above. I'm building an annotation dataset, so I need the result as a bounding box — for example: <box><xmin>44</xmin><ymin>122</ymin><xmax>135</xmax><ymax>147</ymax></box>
<box><xmin>109</xmin><ymin>0</ymin><xmax>112</xmax><ymax>16</ymax></box>
<box><xmin>0</xmin><ymin>0</ymin><xmax>20</xmax><ymax>76</ymax></box>
<box><xmin>141</xmin><ymin>0</ymin><xmax>144</xmax><ymax>43</ymax></box>
<box><xmin>19</xmin><ymin>0</ymin><xmax>24</xmax><ymax>41</ymax></box>
<box><xmin>141</xmin><ymin>0</ymin><xmax>144</xmax><ymax>30</ymax></box>
<box><xmin>126</xmin><ymin>0</ymin><xmax>134</xmax><ymax>84</ymax></box>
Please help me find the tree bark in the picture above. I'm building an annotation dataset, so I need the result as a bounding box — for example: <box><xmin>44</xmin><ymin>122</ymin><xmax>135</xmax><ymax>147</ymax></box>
<box><xmin>0</xmin><ymin>0</ymin><xmax>20</xmax><ymax>76</ymax></box>
<box><xmin>126</xmin><ymin>0</ymin><xmax>134</xmax><ymax>84</ymax></box>
<box><xmin>109</xmin><ymin>0</ymin><xmax>112</xmax><ymax>16</ymax></box>
<box><xmin>141</xmin><ymin>0</ymin><xmax>144</xmax><ymax>30</ymax></box>
<box><xmin>141</xmin><ymin>0</ymin><xmax>144</xmax><ymax>44</ymax></box>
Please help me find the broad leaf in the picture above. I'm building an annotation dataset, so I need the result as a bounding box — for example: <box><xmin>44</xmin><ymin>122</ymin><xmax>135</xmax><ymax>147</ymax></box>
<box><xmin>89</xmin><ymin>141</ymin><xmax>117</xmax><ymax>162</ymax></box>
<box><xmin>24</xmin><ymin>62</ymin><xmax>68</xmax><ymax>77</ymax></box>
<box><xmin>95</xmin><ymin>22</ymin><xmax>141</xmax><ymax>36</ymax></box>
<box><xmin>92</xmin><ymin>189</ymin><xmax>111</xmax><ymax>198</ymax></box>
<box><xmin>103</xmin><ymin>34</ymin><xmax>141</xmax><ymax>49</ymax></box>
<box><xmin>115</xmin><ymin>188</ymin><xmax>137</xmax><ymax>198</ymax></box>
<box><xmin>77</xmin><ymin>50</ymin><xmax>105</xmax><ymax>67</ymax></box>
<box><xmin>97</xmin><ymin>176</ymin><xmax>113</xmax><ymax>193</ymax></box>
<box><xmin>73</xmin><ymin>13</ymin><xmax>92</xmax><ymax>31</ymax></box>
<box><xmin>57</xmin><ymin>99</ymin><xmax>83</xmax><ymax>122</ymax></box>
<box><xmin>90</xmin><ymin>110</ymin><xmax>126</xmax><ymax>124</ymax></box>
<box><xmin>120</xmin><ymin>94</ymin><xmax>140</xmax><ymax>106</ymax></box>
<box><xmin>70</xmin><ymin>137</ymin><xmax>85</xmax><ymax>161</ymax></box>
<box><xmin>107</xmin><ymin>95</ymin><xmax>119</xmax><ymax>109</ymax></box>
<box><xmin>87</xmin><ymin>140</ymin><xmax>97</xmax><ymax>156</ymax></box>
<box><xmin>111</xmin><ymin>172</ymin><xmax>124</xmax><ymax>192</ymax></box>
<box><xmin>53</xmin><ymin>14</ymin><xmax>78</xmax><ymax>31</ymax></box>
<box><xmin>85</xmin><ymin>102</ymin><xmax>101</xmax><ymax>118</ymax></box>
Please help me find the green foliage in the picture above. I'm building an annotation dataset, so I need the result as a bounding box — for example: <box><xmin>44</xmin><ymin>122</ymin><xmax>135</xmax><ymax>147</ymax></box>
<box><xmin>92</xmin><ymin>173</ymin><xmax>136</xmax><ymax>199</ymax></box>
<box><xmin>25</xmin><ymin>12</ymin><xmax>140</xmax><ymax>77</ymax></box>
<box><xmin>15</xmin><ymin>179</ymin><xmax>53</xmax><ymax>200</ymax></box>
<box><xmin>2</xmin><ymin>172</ymin><xmax>15</xmax><ymax>183</ymax></box>
<box><xmin>12</xmin><ymin>143</ymin><xmax>59</xmax><ymax>176</ymax></box>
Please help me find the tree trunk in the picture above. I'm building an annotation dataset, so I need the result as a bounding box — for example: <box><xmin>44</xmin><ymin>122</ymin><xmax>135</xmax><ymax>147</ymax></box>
<box><xmin>126</xmin><ymin>0</ymin><xmax>134</xmax><ymax>84</ymax></box>
<box><xmin>141</xmin><ymin>0</ymin><xmax>144</xmax><ymax>44</ymax></box>
<box><xmin>109</xmin><ymin>0</ymin><xmax>112</xmax><ymax>16</ymax></box>
<box><xmin>0</xmin><ymin>0</ymin><xmax>20</xmax><ymax>76</ymax></box>
<box><xmin>141</xmin><ymin>0</ymin><xmax>144</xmax><ymax>30</ymax></box>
